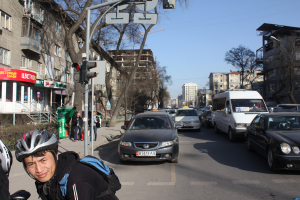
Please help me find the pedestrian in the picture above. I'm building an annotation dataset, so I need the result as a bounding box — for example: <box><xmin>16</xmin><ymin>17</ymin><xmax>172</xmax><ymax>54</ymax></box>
<box><xmin>72</xmin><ymin>112</ymin><xmax>83</xmax><ymax>142</ymax></box>
<box><xmin>91</xmin><ymin>111</ymin><xmax>99</xmax><ymax>141</ymax></box>
<box><xmin>15</xmin><ymin>130</ymin><xmax>119</xmax><ymax>200</ymax></box>
<box><xmin>0</xmin><ymin>140</ymin><xmax>12</xmax><ymax>200</ymax></box>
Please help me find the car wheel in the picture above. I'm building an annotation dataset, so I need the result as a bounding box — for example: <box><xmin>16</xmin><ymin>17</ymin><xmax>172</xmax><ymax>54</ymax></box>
<box><xmin>247</xmin><ymin>135</ymin><xmax>253</xmax><ymax>152</ymax></box>
<box><xmin>267</xmin><ymin>148</ymin><xmax>278</xmax><ymax>172</ymax></box>
<box><xmin>214</xmin><ymin>124</ymin><xmax>220</xmax><ymax>134</ymax></box>
<box><xmin>172</xmin><ymin>156</ymin><xmax>179</xmax><ymax>163</ymax></box>
<box><xmin>228</xmin><ymin>127</ymin><xmax>236</xmax><ymax>142</ymax></box>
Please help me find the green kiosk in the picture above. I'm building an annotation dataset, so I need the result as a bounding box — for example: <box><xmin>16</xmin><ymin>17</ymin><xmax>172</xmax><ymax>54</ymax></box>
<box><xmin>57</xmin><ymin>106</ymin><xmax>76</xmax><ymax>138</ymax></box>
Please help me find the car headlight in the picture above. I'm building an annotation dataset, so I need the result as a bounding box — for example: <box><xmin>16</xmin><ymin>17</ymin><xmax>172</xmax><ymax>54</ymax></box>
<box><xmin>281</xmin><ymin>143</ymin><xmax>291</xmax><ymax>154</ymax></box>
<box><xmin>234</xmin><ymin>123</ymin><xmax>248</xmax><ymax>128</ymax></box>
<box><xmin>175</xmin><ymin>121</ymin><xmax>180</xmax><ymax>124</ymax></box>
<box><xmin>293</xmin><ymin>146</ymin><xmax>300</xmax><ymax>154</ymax></box>
<box><xmin>161</xmin><ymin>140</ymin><xmax>175</xmax><ymax>148</ymax></box>
<box><xmin>193</xmin><ymin>120</ymin><xmax>200</xmax><ymax>124</ymax></box>
<box><xmin>120</xmin><ymin>141</ymin><xmax>132</xmax><ymax>147</ymax></box>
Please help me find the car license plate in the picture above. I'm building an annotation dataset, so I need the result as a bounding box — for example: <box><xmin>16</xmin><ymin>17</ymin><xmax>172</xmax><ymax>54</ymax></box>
<box><xmin>136</xmin><ymin>151</ymin><xmax>156</xmax><ymax>157</ymax></box>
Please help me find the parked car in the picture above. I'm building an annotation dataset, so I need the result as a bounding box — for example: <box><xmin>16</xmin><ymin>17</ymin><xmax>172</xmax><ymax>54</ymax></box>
<box><xmin>246</xmin><ymin>112</ymin><xmax>300</xmax><ymax>171</ymax></box>
<box><xmin>268</xmin><ymin>107</ymin><xmax>283</xmax><ymax>113</ymax></box>
<box><xmin>118</xmin><ymin>111</ymin><xmax>179</xmax><ymax>163</ymax></box>
<box><xmin>175</xmin><ymin>107</ymin><xmax>201</xmax><ymax>131</ymax></box>
<box><xmin>200</xmin><ymin>110</ymin><xmax>212</xmax><ymax>128</ymax></box>
<box><xmin>277</xmin><ymin>104</ymin><xmax>300</xmax><ymax>111</ymax></box>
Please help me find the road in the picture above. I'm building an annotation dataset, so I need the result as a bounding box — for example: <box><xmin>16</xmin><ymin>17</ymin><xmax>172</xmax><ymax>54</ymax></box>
<box><xmin>98</xmin><ymin>126</ymin><xmax>300</xmax><ymax>200</ymax></box>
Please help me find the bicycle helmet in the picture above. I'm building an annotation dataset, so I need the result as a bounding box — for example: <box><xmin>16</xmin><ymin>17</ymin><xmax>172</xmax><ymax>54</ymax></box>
<box><xmin>15</xmin><ymin>130</ymin><xmax>58</xmax><ymax>162</ymax></box>
<box><xmin>0</xmin><ymin>140</ymin><xmax>13</xmax><ymax>176</ymax></box>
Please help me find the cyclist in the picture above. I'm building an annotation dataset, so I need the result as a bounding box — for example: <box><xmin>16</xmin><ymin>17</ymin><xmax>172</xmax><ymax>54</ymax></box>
<box><xmin>0</xmin><ymin>140</ymin><xmax>13</xmax><ymax>200</ymax></box>
<box><xmin>15</xmin><ymin>130</ymin><xmax>119</xmax><ymax>200</ymax></box>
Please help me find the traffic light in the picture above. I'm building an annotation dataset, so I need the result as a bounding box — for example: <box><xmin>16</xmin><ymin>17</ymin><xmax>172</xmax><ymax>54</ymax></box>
<box><xmin>72</xmin><ymin>63</ymin><xmax>81</xmax><ymax>82</ymax></box>
<box><xmin>163</xmin><ymin>0</ymin><xmax>175</xmax><ymax>9</ymax></box>
<box><xmin>80</xmin><ymin>61</ymin><xmax>97</xmax><ymax>83</ymax></box>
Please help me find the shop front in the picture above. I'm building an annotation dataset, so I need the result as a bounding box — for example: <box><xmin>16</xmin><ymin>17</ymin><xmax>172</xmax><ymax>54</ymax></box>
<box><xmin>0</xmin><ymin>68</ymin><xmax>36</xmax><ymax>114</ymax></box>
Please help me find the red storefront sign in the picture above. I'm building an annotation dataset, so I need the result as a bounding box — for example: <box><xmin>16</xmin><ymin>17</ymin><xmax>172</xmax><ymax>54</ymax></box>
<box><xmin>0</xmin><ymin>68</ymin><xmax>36</xmax><ymax>84</ymax></box>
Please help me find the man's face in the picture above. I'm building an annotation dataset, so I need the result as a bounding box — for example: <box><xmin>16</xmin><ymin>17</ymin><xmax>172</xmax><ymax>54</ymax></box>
<box><xmin>24</xmin><ymin>151</ymin><xmax>57</xmax><ymax>183</ymax></box>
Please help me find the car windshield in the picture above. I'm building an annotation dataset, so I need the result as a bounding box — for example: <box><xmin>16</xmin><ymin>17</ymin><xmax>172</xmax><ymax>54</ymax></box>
<box><xmin>167</xmin><ymin>110</ymin><xmax>176</xmax><ymax>114</ymax></box>
<box><xmin>177</xmin><ymin>110</ymin><xmax>198</xmax><ymax>116</ymax></box>
<box><xmin>129</xmin><ymin>117</ymin><xmax>171</xmax><ymax>130</ymax></box>
<box><xmin>231</xmin><ymin>99</ymin><xmax>267</xmax><ymax>112</ymax></box>
<box><xmin>268</xmin><ymin>116</ymin><xmax>300</xmax><ymax>131</ymax></box>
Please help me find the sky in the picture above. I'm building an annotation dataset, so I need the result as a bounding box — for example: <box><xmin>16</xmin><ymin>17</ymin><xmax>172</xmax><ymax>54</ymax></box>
<box><xmin>140</xmin><ymin>0</ymin><xmax>300</xmax><ymax>99</ymax></box>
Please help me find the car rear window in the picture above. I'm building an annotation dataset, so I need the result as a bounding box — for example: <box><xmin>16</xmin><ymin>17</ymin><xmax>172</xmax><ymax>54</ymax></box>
<box><xmin>129</xmin><ymin>117</ymin><xmax>171</xmax><ymax>130</ymax></box>
<box><xmin>177</xmin><ymin>110</ymin><xmax>198</xmax><ymax>116</ymax></box>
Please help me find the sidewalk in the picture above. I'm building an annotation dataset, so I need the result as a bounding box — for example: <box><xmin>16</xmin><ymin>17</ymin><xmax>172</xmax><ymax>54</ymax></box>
<box><xmin>9</xmin><ymin>122</ymin><xmax>123</xmax><ymax>200</ymax></box>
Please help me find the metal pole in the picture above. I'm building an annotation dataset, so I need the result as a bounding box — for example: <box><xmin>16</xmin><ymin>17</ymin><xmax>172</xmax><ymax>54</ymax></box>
<box><xmin>84</xmin><ymin>9</ymin><xmax>91</xmax><ymax>156</ymax></box>
<box><xmin>50</xmin><ymin>89</ymin><xmax>52</xmax><ymax>123</ymax></box>
<box><xmin>91</xmin><ymin>78</ymin><xmax>94</xmax><ymax>156</ymax></box>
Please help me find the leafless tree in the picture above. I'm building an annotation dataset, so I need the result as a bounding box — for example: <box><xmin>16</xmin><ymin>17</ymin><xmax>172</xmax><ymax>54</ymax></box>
<box><xmin>224</xmin><ymin>45</ymin><xmax>257</xmax><ymax>88</ymax></box>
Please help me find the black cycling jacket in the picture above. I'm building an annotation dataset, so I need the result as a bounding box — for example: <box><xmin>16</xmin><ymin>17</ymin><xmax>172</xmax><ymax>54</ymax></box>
<box><xmin>35</xmin><ymin>151</ymin><xmax>119</xmax><ymax>200</ymax></box>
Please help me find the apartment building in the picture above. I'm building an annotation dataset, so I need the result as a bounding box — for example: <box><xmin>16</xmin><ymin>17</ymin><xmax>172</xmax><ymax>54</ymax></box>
<box><xmin>256</xmin><ymin>23</ymin><xmax>300</xmax><ymax>104</ymax></box>
<box><xmin>0</xmin><ymin>0</ymin><xmax>103</xmax><ymax>115</ymax></box>
<box><xmin>108</xmin><ymin>49</ymin><xmax>157</xmax><ymax>106</ymax></box>
<box><xmin>182</xmin><ymin>83</ymin><xmax>198</xmax><ymax>103</ymax></box>
<box><xmin>209</xmin><ymin>71</ymin><xmax>263</xmax><ymax>94</ymax></box>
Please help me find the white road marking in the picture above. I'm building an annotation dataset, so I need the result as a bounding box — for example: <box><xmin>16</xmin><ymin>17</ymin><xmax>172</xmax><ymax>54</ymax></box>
<box><xmin>147</xmin><ymin>182</ymin><xmax>176</xmax><ymax>185</ymax></box>
<box><xmin>171</xmin><ymin>163</ymin><xmax>176</xmax><ymax>183</ymax></box>
<box><xmin>190</xmin><ymin>181</ymin><xmax>217</xmax><ymax>186</ymax></box>
<box><xmin>272</xmin><ymin>179</ymin><xmax>297</xmax><ymax>183</ymax></box>
<box><xmin>121</xmin><ymin>182</ymin><xmax>135</xmax><ymax>185</ymax></box>
<box><xmin>232</xmin><ymin>180</ymin><xmax>260</xmax><ymax>184</ymax></box>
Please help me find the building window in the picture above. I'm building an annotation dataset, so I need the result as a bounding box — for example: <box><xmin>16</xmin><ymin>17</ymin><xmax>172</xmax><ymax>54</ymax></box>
<box><xmin>22</xmin><ymin>57</ymin><xmax>32</xmax><ymax>69</ymax></box>
<box><xmin>55</xmin><ymin>45</ymin><xmax>60</xmax><ymax>57</ymax></box>
<box><xmin>235</xmin><ymin>84</ymin><xmax>239</xmax><ymax>88</ymax></box>
<box><xmin>16</xmin><ymin>83</ymin><xmax>21</xmax><ymax>102</ymax></box>
<box><xmin>22</xmin><ymin>18</ymin><xmax>41</xmax><ymax>42</ymax></box>
<box><xmin>39</xmin><ymin>7</ymin><xmax>44</xmax><ymax>22</ymax></box>
<box><xmin>295</xmin><ymin>38</ymin><xmax>300</xmax><ymax>46</ymax></box>
<box><xmin>270</xmin><ymin>83</ymin><xmax>275</xmax><ymax>92</ymax></box>
<box><xmin>54</xmin><ymin>69</ymin><xmax>60</xmax><ymax>81</ymax></box>
<box><xmin>65</xmin><ymin>51</ymin><xmax>71</xmax><ymax>62</ymax></box>
<box><xmin>235</xmin><ymin>74</ymin><xmax>239</xmax><ymax>77</ymax></box>
<box><xmin>294</xmin><ymin>68</ymin><xmax>300</xmax><ymax>76</ymax></box>
<box><xmin>214</xmin><ymin>75</ymin><xmax>218</xmax><ymax>77</ymax></box>
<box><xmin>66</xmin><ymin>73</ymin><xmax>70</xmax><ymax>83</ymax></box>
<box><xmin>235</xmin><ymin>79</ymin><xmax>239</xmax><ymax>82</ymax></box>
<box><xmin>230</xmin><ymin>79</ymin><xmax>233</xmax><ymax>82</ymax></box>
<box><xmin>24</xmin><ymin>86</ymin><xmax>29</xmax><ymax>102</ymax></box>
<box><xmin>55</xmin><ymin>21</ymin><xmax>61</xmax><ymax>33</ymax></box>
<box><xmin>0</xmin><ymin>11</ymin><xmax>11</xmax><ymax>30</ymax></box>
<box><xmin>0</xmin><ymin>48</ymin><xmax>11</xmax><ymax>65</ymax></box>
<box><xmin>230</xmin><ymin>85</ymin><xmax>234</xmax><ymax>87</ymax></box>
<box><xmin>6</xmin><ymin>82</ymin><xmax>13</xmax><ymax>102</ymax></box>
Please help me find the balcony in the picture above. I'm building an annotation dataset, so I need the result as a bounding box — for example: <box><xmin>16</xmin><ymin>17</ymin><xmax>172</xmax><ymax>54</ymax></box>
<box><xmin>20</xmin><ymin>37</ymin><xmax>42</xmax><ymax>54</ymax></box>
<box><xmin>20</xmin><ymin>17</ymin><xmax>42</xmax><ymax>54</ymax></box>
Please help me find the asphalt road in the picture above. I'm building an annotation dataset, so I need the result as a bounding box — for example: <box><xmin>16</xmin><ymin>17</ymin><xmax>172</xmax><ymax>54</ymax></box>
<box><xmin>98</xmin><ymin>126</ymin><xmax>300</xmax><ymax>200</ymax></box>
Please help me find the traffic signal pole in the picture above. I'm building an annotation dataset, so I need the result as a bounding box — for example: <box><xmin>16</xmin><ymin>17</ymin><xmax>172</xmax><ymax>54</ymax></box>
<box><xmin>84</xmin><ymin>0</ymin><xmax>126</xmax><ymax>156</ymax></box>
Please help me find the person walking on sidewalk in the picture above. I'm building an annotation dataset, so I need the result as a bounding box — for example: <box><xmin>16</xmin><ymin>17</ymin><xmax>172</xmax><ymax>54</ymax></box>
<box><xmin>72</xmin><ymin>112</ymin><xmax>83</xmax><ymax>142</ymax></box>
<box><xmin>15</xmin><ymin>130</ymin><xmax>119</xmax><ymax>200</ymax></box>
<box><xmin>91</xmin><ymin>111</ymin><xmax>99</xmax><ymax>141</ymax></box>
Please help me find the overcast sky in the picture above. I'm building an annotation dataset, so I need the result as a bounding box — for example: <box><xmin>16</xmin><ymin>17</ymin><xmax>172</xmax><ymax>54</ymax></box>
<box><xmin>141</xmin><ymin>0</ymin><xmax>300</xmax><ymax>99</ymax></box>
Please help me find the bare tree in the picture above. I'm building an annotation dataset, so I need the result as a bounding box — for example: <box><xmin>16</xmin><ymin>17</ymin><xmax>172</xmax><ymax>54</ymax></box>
<box><xmin>224</xmin><ymin>45</ymin><xmax>257</xmax><ymax>88</ymax></box>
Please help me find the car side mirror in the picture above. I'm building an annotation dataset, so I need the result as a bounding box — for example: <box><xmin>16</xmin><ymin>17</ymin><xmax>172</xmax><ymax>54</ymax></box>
<box><xmin>121</xmin><ymin>125</ymin><xmax>127</xmax><ymax>130</ymax></box>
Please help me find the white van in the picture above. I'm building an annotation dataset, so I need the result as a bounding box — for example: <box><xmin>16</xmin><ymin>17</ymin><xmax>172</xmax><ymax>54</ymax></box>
<box><xmin>212</xmin><ymin>90</ymin><xmax>268</xmax><ymax>142</ymax></box>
